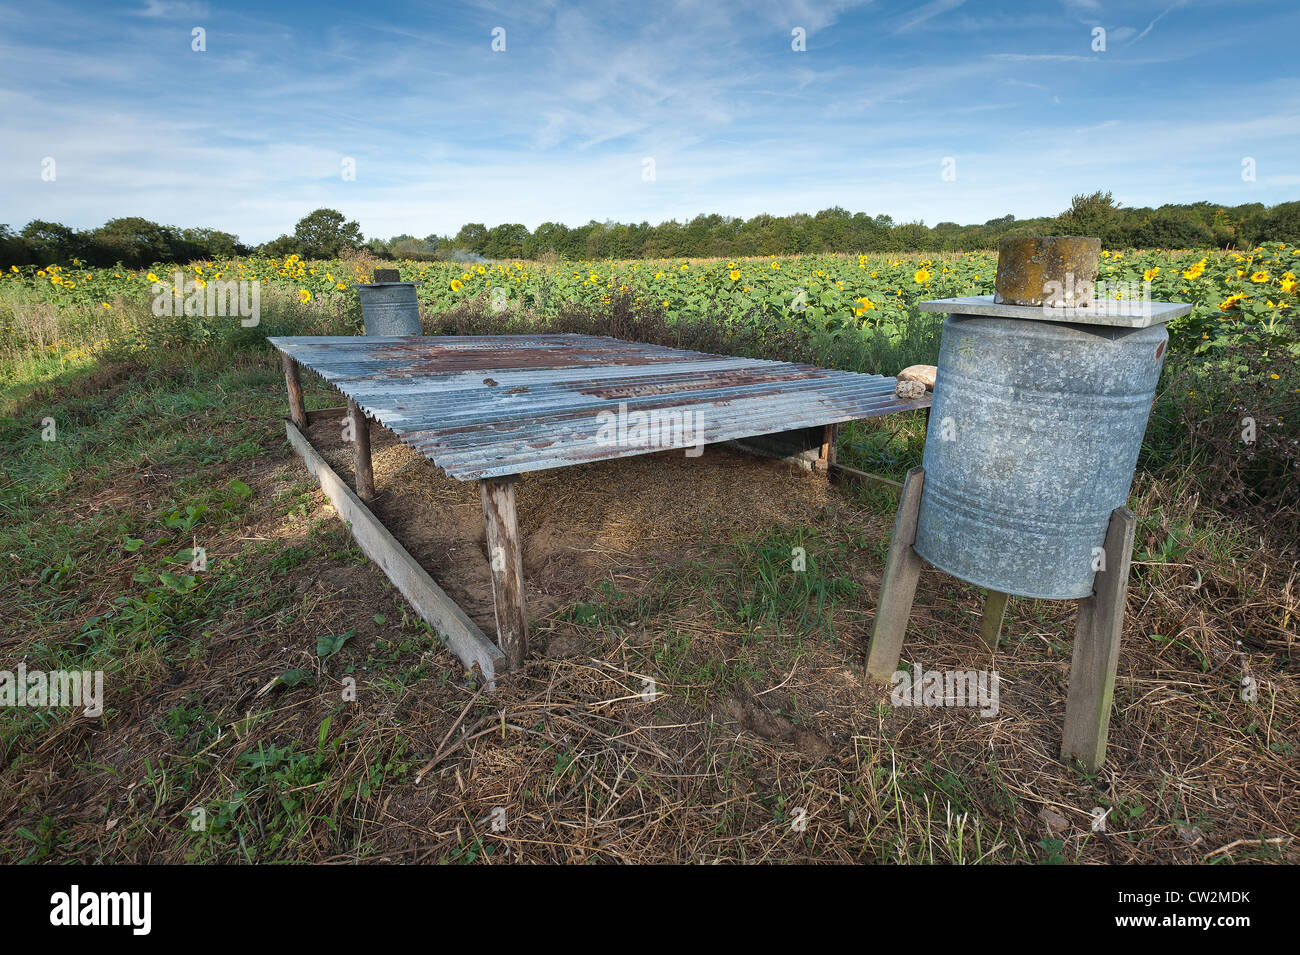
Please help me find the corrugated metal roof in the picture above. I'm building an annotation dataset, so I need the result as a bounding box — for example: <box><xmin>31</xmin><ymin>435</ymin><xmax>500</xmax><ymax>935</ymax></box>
<box><xmin>268</xmin><ymin>334</ymin><xmax>931</xmax><ymax>481</ymax></box>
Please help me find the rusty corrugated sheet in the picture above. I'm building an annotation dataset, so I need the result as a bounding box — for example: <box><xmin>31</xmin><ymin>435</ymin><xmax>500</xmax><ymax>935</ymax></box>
<box><xmin>268</xmin><ymin>334</ymin><xmax>931</xmax><ymax>481</ymax></box>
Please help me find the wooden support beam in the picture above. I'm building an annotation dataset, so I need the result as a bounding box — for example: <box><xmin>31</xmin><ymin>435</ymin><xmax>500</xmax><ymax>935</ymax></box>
<box><xmin>1062</xmin><ymin>507</ymin><xmax>1137</xmax><ymax>771</ymax></box>
<box><xmin>281</xmin><ymin>353</ymin><xmax>307</xmax><ymax>430</ymax></box>
<box><xmin>865</xmin><ymin>466</ymin><xmax>925</xmax><ymax>682</ymax></box>
<box><xmin>283</xmin><ymin>419</ymin><xmax>504</xmax><ymax>683</ymax></box>
<box><xmin>306</xmin><ymin>406</ymin><xmax>348</xmax><ymax>425</ymax></box>
<box><xmin>829</xmin><ymin>462</ymin><xmax>903</xmax><ymax>492</ymax></box>
<box><xmin>979</xmin><ymin>590</ymin><xmax>1009</xmax><ymax>650</ymax></box>
<box><xmin>481</xmin><ymin>476</ymin><xmax>528</xmax><ymax>669</ymax></box>
<box><xmin>348</xmin><ymin>399</ymin><xmax>375</xmax><ymax>503</ymax></box>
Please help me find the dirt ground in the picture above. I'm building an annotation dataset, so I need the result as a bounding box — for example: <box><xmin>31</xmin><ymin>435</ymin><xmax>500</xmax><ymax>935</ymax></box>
<box><xmin>306</xmin><ymin>415</ymin><xmax>839</xmax><ymax>637</ymax></box>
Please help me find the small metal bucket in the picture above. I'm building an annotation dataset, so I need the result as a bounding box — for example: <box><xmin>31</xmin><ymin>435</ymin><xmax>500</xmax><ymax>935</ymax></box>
<box><xmin>358</xmin><ymin>282</ymin><xmax>421</xmax><ymax>336</ymax></box>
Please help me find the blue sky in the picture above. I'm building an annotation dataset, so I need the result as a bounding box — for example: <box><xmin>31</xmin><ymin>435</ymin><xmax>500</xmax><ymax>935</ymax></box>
<box><xmin>1</xmin><ymin>0</ymin><xmax>1298</xmax><ymax>243</ymax></box>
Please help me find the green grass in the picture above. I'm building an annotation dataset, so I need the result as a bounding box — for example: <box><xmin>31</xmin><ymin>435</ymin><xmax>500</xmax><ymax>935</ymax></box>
<box><xmin>715</xmin><ymin>526</ymin><xmax>858</xmax><ymax>639</ymax></box>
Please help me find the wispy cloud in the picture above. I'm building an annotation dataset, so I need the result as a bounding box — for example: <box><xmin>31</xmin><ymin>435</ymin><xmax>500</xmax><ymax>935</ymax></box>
<box><xmin>893</xmin><ymin>0</ymin><xmax>965</xmax><ymax>34</ymax></box>
<box><xmin>1061</xmin><ymin>0</ymin><xmax>1103</xmax><ymax>16</ymax></box>
<box><xmin>1134</xmin><ymin>0</ymin><xmax>1186</xmax><ymax>42</ymax></box>
<box><xmin>133</xmin><ymin>0</ymin><xmax>209</xmax><ymax>17</ymax></box>
<box><xmin>987</xmin><ymin>53</ymin><xmax>1098</xmax><ymax>62</ymax></box>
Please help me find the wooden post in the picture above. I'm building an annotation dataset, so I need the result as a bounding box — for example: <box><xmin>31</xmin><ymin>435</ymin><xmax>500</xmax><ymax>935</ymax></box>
<box><xmin>815</xmin><ymin>423</ymin><xmax>838</xmax><ymax>472</ymax></box>
<box><xmin>281</xmin><ymin>353</ymin><xmax>307</xmax><ymax>430</ymax></box>
<box><xmin>865</xmin><ymin>466</ymin><xmax>925</xmax><ymax>682</ymax></box>
<box><xmin>348</xmin><ymin>399</ymin><xmax>375</xmax><ymax>502</ymax></box>
<box><xmin>1062</xmin><ymin>507</ymin><xmax>1136</xmax><ymax>771</ymax></box>
<box><xmin>979</xmin><ymin>590</ymin><xmax>1009</xmax><ymax>650</ymax></box>
<box><xmin>481</xmin><ymin>476</ymin><xmax>528</xmax><ymax>669</ymax></box>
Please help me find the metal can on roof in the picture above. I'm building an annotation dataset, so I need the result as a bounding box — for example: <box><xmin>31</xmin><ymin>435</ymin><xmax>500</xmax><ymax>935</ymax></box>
<box><xmin>358</xmin><ymin>282</ymin><xmax>421</xmax><ymax>336</ymax></box>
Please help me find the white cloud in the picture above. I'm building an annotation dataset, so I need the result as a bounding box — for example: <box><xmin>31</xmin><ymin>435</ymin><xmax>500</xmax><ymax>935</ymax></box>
<box><xmin>1134</xmin><ymin>0</ymin><xmax>1186</xmax><ymax>42</ymax></box>
<box><xmin>134</xmin><ymin>0</ymin><xmax>210</xmax><ymax>18</ymax></box>
<box><xmin>893</xmin><ymin>0</ymin><xmax>966</xmax><ymax>34</ymax></box>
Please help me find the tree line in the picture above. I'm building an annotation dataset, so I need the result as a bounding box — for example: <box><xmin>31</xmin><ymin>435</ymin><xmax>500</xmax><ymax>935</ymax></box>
<box><xmin>4</xmin><ymin>193</ymin><xmax>1299</xmax><ymax>269</ymax></box>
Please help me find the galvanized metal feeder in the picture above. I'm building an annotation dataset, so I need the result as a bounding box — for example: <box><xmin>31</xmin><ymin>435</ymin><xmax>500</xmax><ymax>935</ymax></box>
<box><xmin>864</xmin><ymin>237</ymin><xmax>1192</xmax><ymax>769</ymax></box>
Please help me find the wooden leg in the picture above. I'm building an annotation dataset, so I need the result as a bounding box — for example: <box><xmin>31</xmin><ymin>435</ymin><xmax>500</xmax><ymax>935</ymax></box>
<box><xmin>816</xmin><ymin>423</ymin><xmax>838</xmax><ymax>472</ymax></box>
<box><xmin>282</xmin><ymin>353</ymin><xmax>307</xmax><ymax>430</ymax></box>
<box><xmin>1062</xmin><ymin>507</ymin><xmax>1137</xmax><ymax>771</ymax></box>
<box><xmin>865</xmin><ymin>466</ymin><xmax>925</xmax><ymax>682</ymax></box>
<box><xmin>481</xmin><ymin>476</ymin><xmax>528</xmax><ymax>669</ymax></box>
<box><xmin>348</xmin><ymin>399</ymin><xmax>375</xmax><ymax>503</ymax></box>
<box><xmin>979</xmin><ymin>590</ymin><xmax>1009</xmax><ymax>650</ymax></box>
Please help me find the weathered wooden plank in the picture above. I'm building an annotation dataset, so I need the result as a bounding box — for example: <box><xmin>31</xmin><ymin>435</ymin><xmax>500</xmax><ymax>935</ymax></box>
<box><xmin>306</xmin><ymin>406</ymin><xmax>348</xmax><ymax>424</ymax></box>
<box><xmin>348</xmin><ymin>398</ymin><xmax>375</xmax><ymax>502</ymax></box>
<box><xmin>284</xmin><ymin>419</ymin><xmax>505</xmax><ymax>683</ymax></box>
<box><xmin>828</xmin><ymin>462</ymin><xmax>903</xmax><ymax>491</ymax></box>
<box><xmin>1062</xmin><ymin>507</ymin><xmax>1137</xmax><ymax>770</ymax></box>
<box><xmin>282</xmin><ymin>353</ymin><xmax>307</xmax><ymax>430</ymax></box>
<box><xmin>865</xmin><ymin>466</ymin><xmax>926</xmax><ymax>682</ymax></box>
<box><xmin>480</xmin><ymin>476</ymin><xmax>528</xmax><ymax>669</ymax></box>
<box><xmin>979</xmin><ymin>590</ymin><xmax>1009</xmax><ymax>650</ymax></box>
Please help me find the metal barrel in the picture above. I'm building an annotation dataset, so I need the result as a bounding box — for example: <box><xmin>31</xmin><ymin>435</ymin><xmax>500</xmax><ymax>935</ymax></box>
<box><xmin>914</xmin><ymin>314</ymin><xmax>1167</xmax><ymax>600</ymax></box>
<box><xmin>358</xmin><ymin>282</ymin><xmax>421</xmax><ymax>336</ymax></box>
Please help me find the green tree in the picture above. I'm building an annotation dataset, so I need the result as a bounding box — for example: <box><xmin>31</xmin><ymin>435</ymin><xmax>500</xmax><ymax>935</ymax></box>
<box><xmin>1140</xmin><ymin>206</ymin><xmax>1214</xmax><ymax>248</ymax></box>
<box><xmin>1265</xmin><ymin>201</ymin><xmax>1300</xmax><ymax>244</ymax></box>
<box><xmin>482</xmin><ymin>223</ymin><xmax>529</xmax><ymax>258</ymax></box>
<box><xmin>292</xmin><ymin>208</ymin><xmax>363</xmax><ymax>258</ymax></box>
<box><xmin>89</xmin><ymin>217</ymin><xmax>175</xmax><ymax>267</ymax></box>
<box><xmin>178</xmin><ymin>227</ymin><xmax>244</xmax><ymax>259</ymax></box>
<box><xmin>893</xmin><ymin>222</ymin><xmax>933</xmax><ymax>251</ymax></box>
<box><xmin>21</xmin><ymin>219</ymin><xmax>83</xmax><ymax>263</ymax></box>
<box><xmin>453</xmin><ymin>223</ymin><xmax>488</xmax><ymax>254</ymax></box>
<box><xmin>0</xmin><ymin>224</ymin><xmax>29</xmax><ymax>266</ymax></box>
<box><xmin>1054</xmin><ymin>190</ymin><xmax>1123</xmax><ymax>245</ymax></box>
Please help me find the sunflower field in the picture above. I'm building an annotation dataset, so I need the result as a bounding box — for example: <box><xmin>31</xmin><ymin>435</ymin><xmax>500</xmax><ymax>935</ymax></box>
<box><xmin>3</xmin><ymin>245</ymin><xmax>1298</xmax><ymax>366</ymax></box>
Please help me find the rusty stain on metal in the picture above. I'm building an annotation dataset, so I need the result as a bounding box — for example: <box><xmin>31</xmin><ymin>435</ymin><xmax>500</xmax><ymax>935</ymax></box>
<box><xmin>268</xmin><ymin>334</ymin><xmax>931</xmax><ymax>481</ymax></box>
